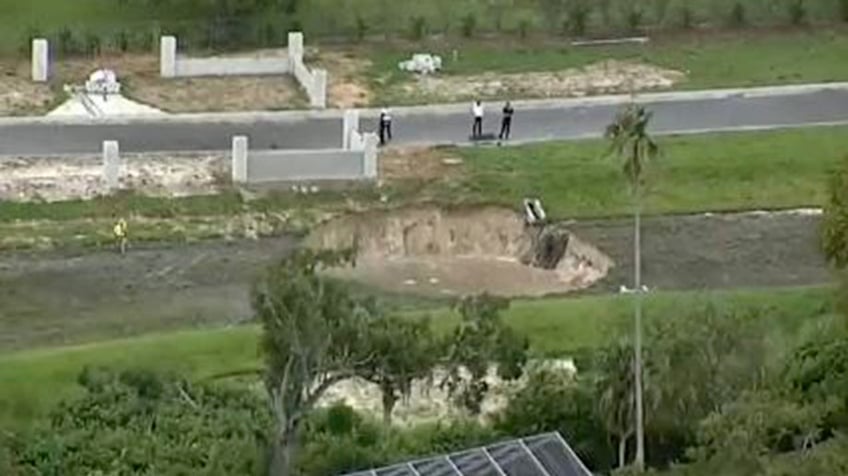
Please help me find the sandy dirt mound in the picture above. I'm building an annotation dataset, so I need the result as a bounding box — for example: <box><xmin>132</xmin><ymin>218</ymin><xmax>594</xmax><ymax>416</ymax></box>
<box><xmin>0</xmin><ymin>63</ymin><xmax>55</xmax><ymax>115</ymax></box>
<box><xmin>404</xmin><ymin>60</ymin><xmax>685</xmax><ymax>101</ymax></box>
<box><xmin>307</xmin><ymin>206</ymin><xmax>612</xmax><ymax>297</ymax></box>
<box><xmin>0</xmin><ymin>153</ymin><xmax>227</xmax><ymax>202</ymax></box>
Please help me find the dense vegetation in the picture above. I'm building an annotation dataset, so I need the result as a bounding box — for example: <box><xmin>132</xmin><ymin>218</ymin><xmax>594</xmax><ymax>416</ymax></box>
<box><xmin>7</xmin><ymin>0</ymin><xmax>848</xmax><ymax>56</ymax></box>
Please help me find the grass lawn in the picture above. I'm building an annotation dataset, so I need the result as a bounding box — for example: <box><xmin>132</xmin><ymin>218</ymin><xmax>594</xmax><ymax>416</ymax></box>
<box><xmin>447</xmin><ymin>125</ymin><xmax>848</xmax><ymax>218</ymax></box>
<box><xmin>367</xmin><ymin>28</ymin><xmax>848</xmax><ymax>104</ymax></box>
<box><xmin>0</xmin><ymin>285</ymin><xmax>832</xmax><ymax>430</ymax></box>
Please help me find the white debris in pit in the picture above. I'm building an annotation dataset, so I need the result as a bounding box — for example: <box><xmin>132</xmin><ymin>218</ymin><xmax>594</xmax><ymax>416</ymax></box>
<box><xmin>399</xmin><ymin>53</ymin><xmax>443</xmax><ymax>75</ymax></box>
<box><xmin>85</xmin><ymin>69</ymin><xmax>121</xmax><ymax>96</ymax></box>
<box><xmin>0</xmin><ymin>154</ymin><xmax>228</xmax><ymax>202</ymax></box>
<box><xmin>48</xmin><ymin>69</ymin><xmax>165</xmax><ymax>119</ymax></box>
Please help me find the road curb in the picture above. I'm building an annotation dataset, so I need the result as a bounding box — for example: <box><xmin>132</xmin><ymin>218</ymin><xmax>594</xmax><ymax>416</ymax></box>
<box><xmin>1</xmin><ymin>82</ymin><xmax>847</xmax><ymax>126</ymax></box>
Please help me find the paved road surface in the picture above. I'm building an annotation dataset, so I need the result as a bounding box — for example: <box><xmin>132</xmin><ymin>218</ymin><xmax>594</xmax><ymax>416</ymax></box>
<box><xmin>1</xmin><ymin>88</ymin><xmax>848</xmax><ymax>155</ymax></box>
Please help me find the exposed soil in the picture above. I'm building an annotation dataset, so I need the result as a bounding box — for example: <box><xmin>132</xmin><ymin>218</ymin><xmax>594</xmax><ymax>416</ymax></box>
<box><xmin>396</xmin><ymin>60</ymin><xmax>686</xmax><ymax>102</ymax></box>
<box><xmin>378</xmin><ymin>146</ymin><xmax>465</xmax><ymax>182</ymax></box>
<box><xmin>0</xmin><ymin>153</ymin><xmax>227</xmax><ymax>202</ymax></box>
<box><xmin>0</xmin><ymin>61</ymin><xmax>54</xmax><ymax>115</ymax></box>
<box><xmin>306</xmin><ymin>206</ymin><xmax>612</xmax><ymax>297</ymax></box>
<box><xmin>312</xmin><ymin>50</ymin><xmax>373</xmax><ymax>108</ymax></box>
<box><xmin>0</xmin><ymin>209</ymin><xmax>831</xmax><ymax>352</ymax></box>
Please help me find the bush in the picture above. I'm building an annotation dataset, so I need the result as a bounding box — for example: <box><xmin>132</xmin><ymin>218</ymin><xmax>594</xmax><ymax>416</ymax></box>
<box><xmin>355</xmin><ymin>13</ymin><xmax>369</xmax><ymax>42</ymax></box>
<box><xmin>83</xmin><ymin>31</ymin><xmax>102</xmax><ymax>56</ymax></box>
<box><xmin>518</xmin><ymin>18</ymin><xmax>532</xmax><ymax>39</ymax></box>
<box><xmin>409</xmin><ymin>15</ymin><xmax>428</xmax><ymax>40</ymax></box>
<box><xmin>19</xmin><ymin>26</ymin><xmax>42</xmax><ymax>58</ymax></box>
<box><xmin>625</xmin><ymin>7</ymin><xmax>644</xmax><ymax>33</ymax></box>
<box><xmin>788</xmin><ymin>0</ymin><xmax>806</xmax><ymax>25</ymax></box>
<box><xmin>681</xmin><ymin>4</ymin><xmax>694</xmax><ymax>28</ymax></box>
<box><xmin>461</xmin><ymin>13</ymin><xmax>477</xmax><ymax>38</ymax></box>
<box><xmin>565</xmin><ymin>1</ymin><xmax>591</xmax><ymax>36</ymax></box>
<box><xmin>729</xmin><ymin>2</ymin><xmax>747</xmax><ymax>27</ymax></box>
<box><xmin>55</xmin><ymin>27</ymin><xmax>82</xmax><ymax>56</ymax></box>
<box><xmin>111</xmin><ymin>29</ymin><xmax>131</xmax><ymax>53</ymax></box>
<box><xmin>841</xmin><ymin>0</ymin><xmax>848</xmax><ymax>22</ymax></box>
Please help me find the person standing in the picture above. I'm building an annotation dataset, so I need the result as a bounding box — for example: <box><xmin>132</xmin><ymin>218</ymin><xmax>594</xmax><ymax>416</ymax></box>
<box><xmin>471</xmin><ymin>100</ymin><xmax>484</xmax><ymax>139</ymax></box>
<box><xmin>379</xmin><ymin>108</ymin><xmax>393</xmax><ymax>146</ymax></box>
<box><xmin>113</xmin><ymin>217</ymin><xmax>128</xmax><ymax>255</ymax></box>
<box><xmin>499</xmin><ymin>101</ymin><xmax>514</xmax><ymax>141</ymax></box>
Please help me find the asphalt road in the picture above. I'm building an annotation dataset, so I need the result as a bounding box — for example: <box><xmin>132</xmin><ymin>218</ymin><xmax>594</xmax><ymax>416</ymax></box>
<box><xmin>2</xmin><ymin>88</ymin><xmax>848</xmax><ymax>155</ymax></box>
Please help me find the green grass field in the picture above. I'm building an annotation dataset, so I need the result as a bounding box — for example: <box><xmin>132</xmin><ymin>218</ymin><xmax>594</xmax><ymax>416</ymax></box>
<box><xmin>0</xmin><ymin>286</ymin><xmax>832</xmax><ymax>430</ymax></box>
<box><xmin>448</xmin><ymin>125</ymin><xmax>848</xmax><ymax>218</ymax></box>
<box><xmin>369</xmin><ymin>28</ymin><xmax>848</xmax><ymax>103</ymax></box>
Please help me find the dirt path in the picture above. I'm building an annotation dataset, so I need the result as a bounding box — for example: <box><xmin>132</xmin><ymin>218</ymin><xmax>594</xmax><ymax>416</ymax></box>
<box><xmin>0</xmin><ymin>210</ymin><xmax>829</xmax><ymax>352</ymax></box>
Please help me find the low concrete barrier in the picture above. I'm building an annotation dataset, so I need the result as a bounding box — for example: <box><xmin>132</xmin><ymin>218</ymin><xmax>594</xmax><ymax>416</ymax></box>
<box><xmin>102</xmin><ymin>140</ymin><xmax>121</xmax><ymax>190</ymax></box>
<box><xmin>31</xmin><ymin>39</ymin><xmax>49</xmax><ymax>82</ymax></box>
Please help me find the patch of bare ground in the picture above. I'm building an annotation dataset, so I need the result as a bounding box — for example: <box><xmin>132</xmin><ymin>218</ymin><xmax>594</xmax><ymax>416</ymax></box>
<box><xmin>379</xmin><ymin>146</ymin><xmax>465</xmax><ymax>182</ymax></box>
<box><xmin>0</xmin><ymin>61</ymin><xmax>54</xmax><ymax>115</ymax></box>
<box><xmin>0</xmin><ymin>153</ymin><xmax>228</xmax><ymax>202</ymax></box>
<box><xmin>312</xmin><ymin>49</ymin><xmax>373</xmax><ymax>108</ymax></box>
<box><xmin>399</xmin><ymin>59</ymin><xmax>686</xmax><ymax>102</ymax></box>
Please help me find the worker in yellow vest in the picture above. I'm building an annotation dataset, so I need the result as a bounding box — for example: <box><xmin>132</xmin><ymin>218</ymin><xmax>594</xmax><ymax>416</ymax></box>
<box><xmin>113</xmin><ymin>217</ymin><xmax>128</xmax><ymax>254</ymax></box>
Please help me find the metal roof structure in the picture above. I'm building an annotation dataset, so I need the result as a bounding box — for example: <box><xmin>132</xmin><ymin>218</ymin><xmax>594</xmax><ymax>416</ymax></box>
<box><xmin>342</xmin><ymin>432</ymin><xmax>592</xmax><ymax>476</ymax></box>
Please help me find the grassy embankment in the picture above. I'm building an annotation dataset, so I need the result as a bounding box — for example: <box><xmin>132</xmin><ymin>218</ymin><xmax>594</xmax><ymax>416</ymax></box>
<box><xmin>0</xmin><ymin>285</ymin><xmax>834</xmax><ymax>430</ymax></box>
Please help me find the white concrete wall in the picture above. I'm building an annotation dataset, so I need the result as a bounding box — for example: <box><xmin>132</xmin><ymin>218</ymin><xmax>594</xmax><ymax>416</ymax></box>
<box><xmin>31</xmin><ymin>39</ymin><xmax>49</xmax><ymax>82</ymax></box>
<box><xmin>247</xmin><ymin>149</ymin><xmax>366</xmax><ymax>183</ymax></box>
<box><xmin>288</xmin><ymin>32</ymin><xmax>326</xmax><ymax>109</ymax></box>
<box><xmin>342</xmin><ymin>109</ymin><xmax>360</xmax><ymax>149</ymax></box>
<box><xmin>176</xmin><ymin>57</ymin><xmax>290</xmax><ymax>77</ymax></box>
<box><xmin>362</xmin><ymin>133</ymin><xmax>379</xmax><ymax>179</ymax></box>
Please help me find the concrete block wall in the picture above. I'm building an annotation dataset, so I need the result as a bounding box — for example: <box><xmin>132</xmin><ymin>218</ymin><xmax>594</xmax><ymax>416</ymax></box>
<box><xmin>158</xmin><ymin>32</ymin><xmax>327</xmax><ymax>108</ymax></box>
<box><xmin>102</xmin><ymin>141</ymin><xmax>121</xmax><ymax>190</ymax></box>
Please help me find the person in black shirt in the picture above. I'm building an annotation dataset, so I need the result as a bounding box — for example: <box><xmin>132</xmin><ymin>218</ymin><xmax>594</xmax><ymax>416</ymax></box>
<box><xmin>379</xmin><ymin>108</ymin><xmax>392</xmax><ymax>146</ymax></box>
<box><xmin>499</xmin><ymin>101</ymin><xmax>514</xmax><ymax>141</ymax></box>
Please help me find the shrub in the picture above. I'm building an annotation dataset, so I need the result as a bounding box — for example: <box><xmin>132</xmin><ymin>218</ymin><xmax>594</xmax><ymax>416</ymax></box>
<box><xmin>626</xmin><ymin>7</ymin><xmax>644</xmax><ymax>33</ymax></box>
<box><xmin>355</xmin><ymin>13</ymin><xmax>369</xmax><ymax>42</ymax></box>
<box><xmin>461</xmin><ymin>13</ymin><xmax>477</xmax><ymax>38</ymax></box>
<box><xmin>788</xmin><ymin>0</ymin><xmax>806</xmax><ymax>25</ymax></box>
<box><xmin>112</xmin><ymin>30</ymin><xmax>131</xmax><ymax>53</ymax></box>
<box><xmin>409</xmin><ymin>15</ymin><xmax>427</xmax><ymax>40</ymax></box>
<box><xmin>56</xmin><ymin>27</ymin><xmax>82</xmax><ymax>56</ymax></box>
<box><xmin>565</xmin><ymin>0</ymin><xmax>591</xmax><ymax>36</ymax></box>
<box><xmin>83</xmin><ymin>31</ymin><xmax>102</xmax><ymax>56</ymax></box>
<box><xmin>518</xmin><ymin>18</ymin><xmax>532</xmax><ymax>39</ymax></box>
<box><xmin>681</xmin><ymin>4</ymin><xmax>694</xmax><ymax>28</ymax></box>
<box><xmin>729</xmin><ymin>1</ymin><xmax>746</xmax><ymax>27</ymax></box>
<box><xmin>19</xmin><ymin>26</ymin><xmax>42</xmax><ymax>58</ymax></box>
<box><xmin>841</xmin><ymin>0</ymin><xmax>848</xmax><ymax>22</ymax></box>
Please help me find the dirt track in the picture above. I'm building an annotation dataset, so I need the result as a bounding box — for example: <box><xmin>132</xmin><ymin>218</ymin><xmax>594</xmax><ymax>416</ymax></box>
<box><xmin>0</xmin><ymin>210</ymin><xmax>830</xmax><ymax>352</ymax></box>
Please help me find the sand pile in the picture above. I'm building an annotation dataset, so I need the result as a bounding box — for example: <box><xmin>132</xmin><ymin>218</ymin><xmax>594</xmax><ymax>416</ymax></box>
<box><xmin>307</xmin><ymin>206</ymin><xmax>612</xmax><ymax>297</ymax></box>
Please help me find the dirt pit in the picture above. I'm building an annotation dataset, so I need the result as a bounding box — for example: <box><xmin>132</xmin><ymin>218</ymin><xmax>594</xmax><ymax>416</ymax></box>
<box><xmin>405</xmin><ymin>59</ymin><xmax>686</xmax><ymax>101</ymax></box>
<box><xmin>307</xmin><ymin>206</ymin><xmax>612</xmax><ymax>297</ymax></box>
<box><xmin>0</xmin><ymin>153</ymin><xmax>227</xmax><ymax>202</ymax></box>
<box><xmin>0</xmin><ymin>63</ymin><xmax>54</xmax><ymax>115</ymax></box>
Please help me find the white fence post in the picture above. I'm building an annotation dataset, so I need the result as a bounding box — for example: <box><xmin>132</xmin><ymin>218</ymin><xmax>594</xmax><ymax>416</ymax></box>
<box><xmin>342</xmin><ymin>109</ymin><xmax>360</xmax><ymax>149</ymax></box>
<box><xmin>232</xmin><ymin>135</ymin><xmax>248</xmax><ymax>184</ymax></box>
<box><xmin>31</xmin><ymin>39</ymin><xmax>49</xmax><ymax>82</ymax></box>
<box><xmin>102</xmin><ymin>141</ymin><xmax>121</xmax><ymax>190</ymax></box>
<box><xmin>160</xmin><ymin>36</ymin><xmax>177</xmax><ymax>78</ymax></box>
<box><xmin>311</xmin><ymin>69</ymin><xmax>327</xmax><ymax>109</ymax></box>
<box><xmin>363</xmin><ymin>133</ymin><xmax>379</xmax><ymax>180</ymax></box>
<box><xmin>287</xmin><ymin>32</ymin><xmax>303</xmax><ymax>69</ymax></box>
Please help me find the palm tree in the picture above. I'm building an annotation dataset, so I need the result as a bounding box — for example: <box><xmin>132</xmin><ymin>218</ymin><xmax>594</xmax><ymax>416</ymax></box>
<box><xmin>604</xmin><ymin>103</ymin><xmax>659</xmax><ymax>472</ymax></box>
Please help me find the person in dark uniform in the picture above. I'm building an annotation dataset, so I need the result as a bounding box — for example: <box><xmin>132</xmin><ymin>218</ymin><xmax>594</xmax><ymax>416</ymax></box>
<box><xmin>379</xmin><ymin>108</ymin><xmax>393</xmax><ymax>146</ymax></box>
<box><xmin>499</xmin><ymin>101</ymin><xmax>514</xmax><ymax>141</ymax></box>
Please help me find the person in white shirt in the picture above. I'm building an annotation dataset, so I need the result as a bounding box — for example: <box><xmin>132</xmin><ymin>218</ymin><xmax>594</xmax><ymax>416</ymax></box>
<box><xmin>471</xmin><ymin>100</ymin><xmax>484</xmax><ymax>138</ymax></box>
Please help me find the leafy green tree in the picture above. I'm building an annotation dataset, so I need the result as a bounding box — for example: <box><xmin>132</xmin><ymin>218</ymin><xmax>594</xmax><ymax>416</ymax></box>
<box><xmin>494</xmin><ymin>365</ymin><xmax>614</xmax><ymax>470</ymax></box>
<box><xmin>253</xmin><ymin>249</ymin><xmax>375</xmax><ymax>476</ymax></box>
<box><xmin>356</xmin><ymin>314</ymin><xmax>440</xmax><ymax>425</ymax></box>
<box><xmin>604</xmin><ymin>103</ymin><xmax>660</xmax><ymax>471</ymax></box>
<box><xmin>7</xmin><ymin>368</ymin><xmax>270</xmax><ymax>475</ymax></box>
<box><xmin>442</xmin><ymin>294</ymin><xmax>529</xmax><ymax>415</ymax></box>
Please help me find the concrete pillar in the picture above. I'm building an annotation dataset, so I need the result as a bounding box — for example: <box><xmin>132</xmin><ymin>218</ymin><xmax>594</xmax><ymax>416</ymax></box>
<box><xmin>342</xmin><ymin>109</ymin><xmax>360</xmax><ymax>149</ymax></box>
<box><xmin>160</xmin><ymin>36</ymin><xmax>177</xmax><ymax>78</ymax></box>
<box><xmin>362</xmin><ymin>133</ymin><xmax>379</xmax><ymax>179</ymax></box>
<box><xmin>232</xmin><ymin>135</ymin><xmax>248</xmax><ymax>184</ymax></box>
<box><xmin>102</xmin><ymin>141</ymin><xmax>121</xmax><ymax>190</ymax></box>
<box><xmin>311</xmin><ymin>69</ymin><xmax>327</xmax><ymax>109</ymax></box>
<box><xmin>31</xmin><ymin>39</ymin><xmax>49</xmax><ymax>82</ymax></box>
<box><xmin>287</xmin><ymin>32</ymin><xmax>304</xmax><ymax>66</ymax></box>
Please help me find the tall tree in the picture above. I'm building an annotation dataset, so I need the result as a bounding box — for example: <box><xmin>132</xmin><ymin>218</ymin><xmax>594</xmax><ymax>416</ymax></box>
<box><xmin>356</xmin><ymin>314</ymin><xmax>440</xmax><ymax>425</ymax></box>
<box><xmin>604</xmin><ymin>103</ymin><xmax>659</xmax><ymax>471</ymax></box>
<box><xmin>253</xmin><ymin>249</ymin><xmax>373</xmax><ymax>476</ymax></box>
<box><xmin>442</xmin><ymin>294</ymin><xmax>529</xmax><ymax>415</ymax></box>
